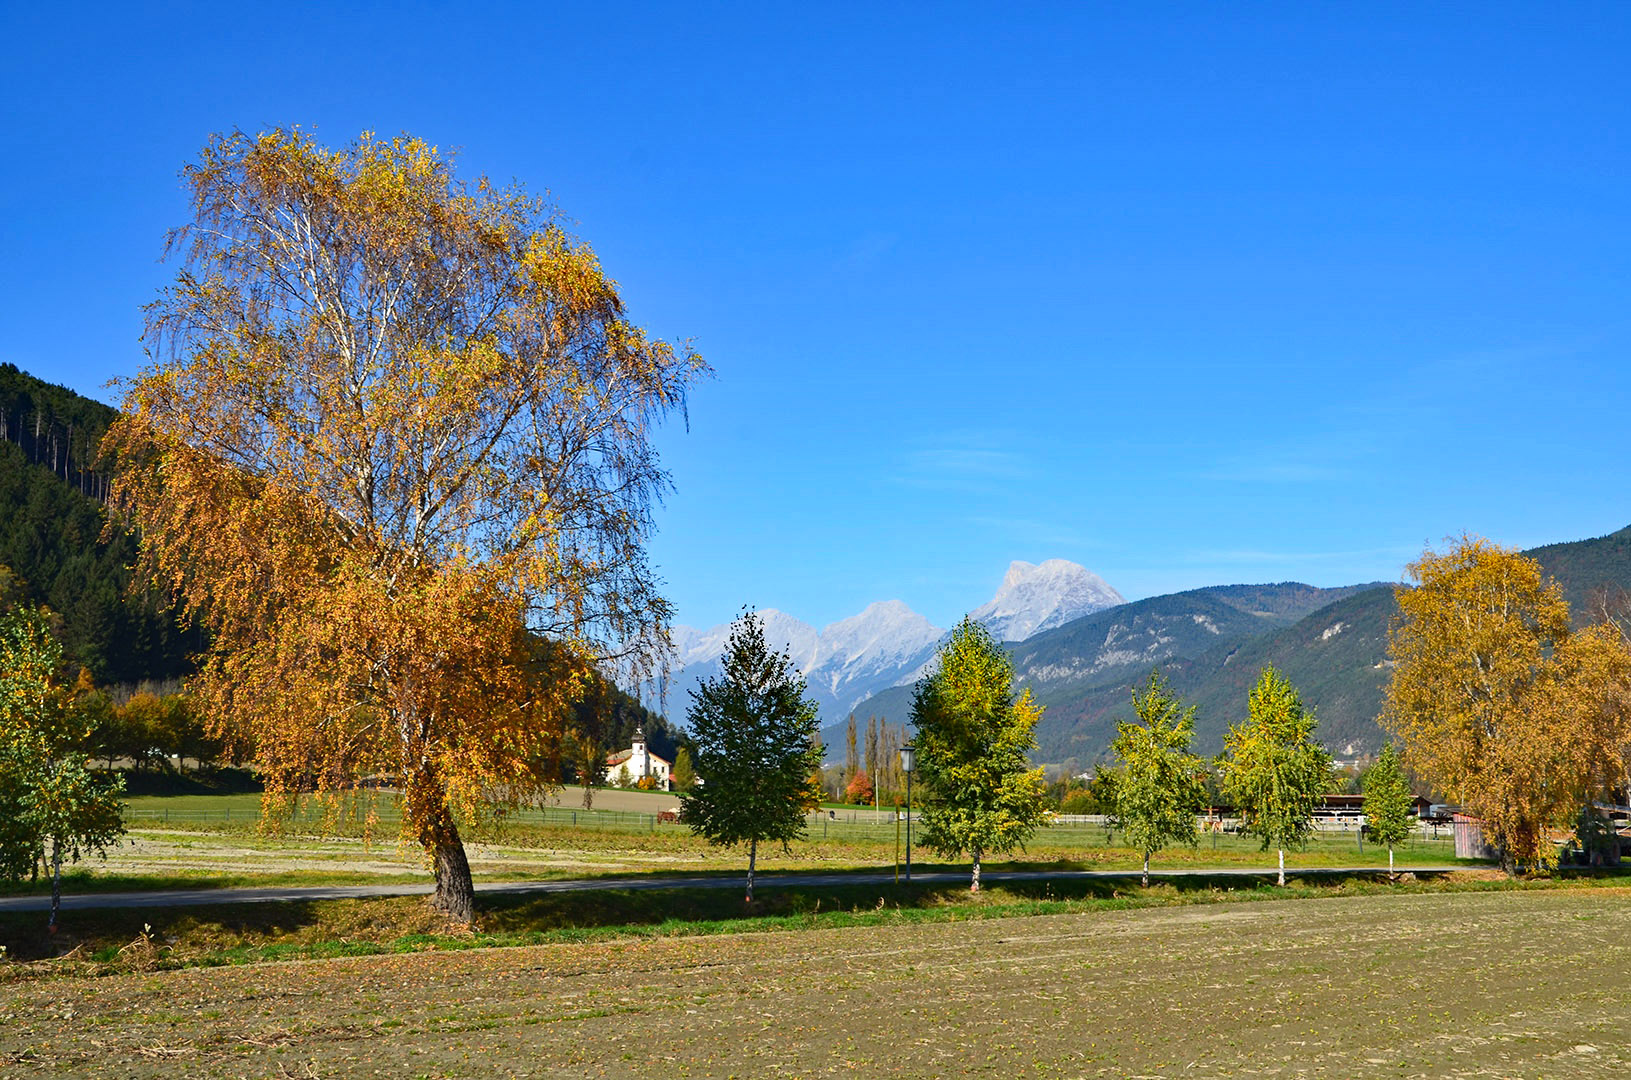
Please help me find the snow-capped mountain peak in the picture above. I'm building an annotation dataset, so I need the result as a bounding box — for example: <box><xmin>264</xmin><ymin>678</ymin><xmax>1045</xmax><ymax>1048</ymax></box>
<box><xmin>664</xmin><ymin>559</ymin><xmax>1123</xmax><ymax>725</ymax></box>
<box><xmin>970</xmin><ymin>559</ymin><xmax>1125</xmax><ymax>642</ymax></box>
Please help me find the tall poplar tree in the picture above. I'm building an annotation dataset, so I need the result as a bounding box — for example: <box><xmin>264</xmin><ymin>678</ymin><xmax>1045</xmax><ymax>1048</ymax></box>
<box><xmin>912</xmin><ymin>618</ymin><xmax>1048</xmax><ymax>891</ymax></box>
<box><xmin>683</xmin><ymin>611</ymin><xmax>823</xmax><ymax>902</ymax></box>
<box><xmin>106</xmin><ymin>129</ymin><xmax>706</xmax><ymax>921</ymax></box>
<box><xmin>1109</xmin><ymin>670</ymin><xmax>1207</xmax><ymax>887</ymax></box>
<box><xmin>1221</xmin><ymin>666</ymin><xmax>1332</xmax><ymax>886</ymax></box>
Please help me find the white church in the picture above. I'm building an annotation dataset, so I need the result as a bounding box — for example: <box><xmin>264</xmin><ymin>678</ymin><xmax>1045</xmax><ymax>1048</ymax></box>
<box><xmin>602</xmin><ymin>727</ymin><xmax>673</xmax><ymax>790</ymax></box>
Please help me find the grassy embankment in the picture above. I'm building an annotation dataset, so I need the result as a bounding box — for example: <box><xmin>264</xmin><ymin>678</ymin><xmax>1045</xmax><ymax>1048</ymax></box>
<box><xmin>3</xmin><ymin>868</ymin><xmax>1628</xmax><ymax>979</ymax></box>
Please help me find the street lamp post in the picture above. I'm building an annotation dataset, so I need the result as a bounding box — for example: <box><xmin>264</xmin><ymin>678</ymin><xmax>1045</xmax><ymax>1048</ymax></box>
<box><xmin>900</xmin><ymin>744</ymin><xmax>916</xmax><ymax>881</ymax></box>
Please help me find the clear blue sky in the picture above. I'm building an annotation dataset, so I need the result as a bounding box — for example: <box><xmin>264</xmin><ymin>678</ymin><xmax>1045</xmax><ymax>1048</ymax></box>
<box><xmin>6</xmin><ymin>3</ymin><xmax>1629</xmax><ymax>631</ymax></box>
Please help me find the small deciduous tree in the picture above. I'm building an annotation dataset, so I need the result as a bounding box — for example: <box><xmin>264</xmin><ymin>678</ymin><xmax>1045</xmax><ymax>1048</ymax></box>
<box><xmin>1362</xmin><ymin>741</ymin><xmax>1414</xmax><ymax>877</ymax></box>
<box><xmin>1109</xmin><ymin>670</ymin><xmax>1207</xmax><ymax>887</ymax></box>
<box><xmin>682</xmin><ymin>611</ymin><xmax>823</xmax><ymax>902</ymax></box>
<box><xmin>0</xmin><ymin>607</ymin><xmax>124</xmax><ymax>930</ymax></box>
<box><xmin>1221</xmin><ymin>666</ymin><xmax>1332</xmax><ymax>886</ymax></box>
<box><xmin>106</xmin><ymin>129</ymin><xmax>705</xmax><ymax>921</ymax></box>
<box><xmin>912</xmin><ymin>618</ymin><xmax>1048</xmax><ymax>891</ymax></box>
<box><xmin>1382</xmin><ymin>536</ymin><xmax>1631</xmax><ymax>873</ymax></box>
<box><xmin>671</xmin><ymin>746</ymin><xmax>695</xmax><ymax>792</ymax></box>
<box><xmin>844</xmin><ymin>769</ymin><xmax>874</xmax><ymax>805</ymax></box>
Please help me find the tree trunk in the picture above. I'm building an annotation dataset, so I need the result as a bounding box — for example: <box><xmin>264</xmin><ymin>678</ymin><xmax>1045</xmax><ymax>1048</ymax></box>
<box><xmin>746</xmin><ymin>836</ymin><xmax>757</xmax><ymax>904</ymax></box>
<box><xmin>428</xmin><ymin>819</ymin><xmax>475</xmax><ymax>922</ymax></box>
<box><xmin>407</xmin><ymin>750</ymin><xmax>476</xmax><ymax>922</ymax></box>
<box><xmin>970</xmin><ymin>847</ymin><xmax>982</xmax><ymax>892</ymax></box>
<box><xmin>1388</xmin><ymin>845</ymin><xmax>1395</xmax><ymax>879</ymax></box>
<box><xmin>48</xmin><ymin>836</ymin><xmax>62</xmax><ymax>934</ymax></box>
<box><xmin>1277</xmin><ymin>847</ymin><xmax>1285</xmax><ymax>887</ymax></box>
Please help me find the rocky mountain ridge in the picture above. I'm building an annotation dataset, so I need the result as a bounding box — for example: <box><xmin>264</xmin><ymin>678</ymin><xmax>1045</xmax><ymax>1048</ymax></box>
<box><xmin>662</xmin><ymin>559</ymin><xmax>1126</xmax><ymax>724</ymax></box>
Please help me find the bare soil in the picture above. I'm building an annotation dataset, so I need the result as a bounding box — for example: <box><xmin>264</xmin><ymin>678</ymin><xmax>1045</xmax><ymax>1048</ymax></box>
<box><xmin>3</xmin><ymin>888</ymin><xmax>1627</xmax><ymax>1078</ymax></box>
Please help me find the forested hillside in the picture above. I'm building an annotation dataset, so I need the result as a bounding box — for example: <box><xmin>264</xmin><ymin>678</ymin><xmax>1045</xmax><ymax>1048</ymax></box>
<box><xmin>0</xmin><ymin>366</ymin><xmax>201</xmax><ymax>683</ymax></box>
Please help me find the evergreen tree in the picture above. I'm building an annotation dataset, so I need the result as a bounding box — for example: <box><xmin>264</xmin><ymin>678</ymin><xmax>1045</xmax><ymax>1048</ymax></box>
<box><xmin>1220</xmin><ymin>666</ymin><xmax>1333</xmax><ymax>885</ymax></box>
<box><xmin>683</xmin><ymin>611</ymin><xmax>823</xmax><ymax>902</ymax></box>
<box><xmin>1109</xmin><ymin>669</ymin><xmax>1207</xmax><ymax>886</ymax></box>
<box><xmin>1362</xmin><ymin>741</ymin><xmax>1415</xmax><ymax>876</ymax></box>
<box><xmin>912</xmin><ymin>618</ymin><xmax>1048</xmax><ymax>891</ymax></box>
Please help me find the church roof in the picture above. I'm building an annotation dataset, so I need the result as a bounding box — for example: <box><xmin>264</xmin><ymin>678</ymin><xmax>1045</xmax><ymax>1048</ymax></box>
<box><xmin>605</xmin><ymin>744</ymin><xmax>672</xmax><ymax>768</ymax></box>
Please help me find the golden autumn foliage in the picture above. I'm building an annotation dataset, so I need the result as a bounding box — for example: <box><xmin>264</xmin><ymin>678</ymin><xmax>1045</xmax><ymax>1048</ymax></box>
<box><xmin>1382</xmin><ymin>535</ymin><xmax>1631</xmax><ymax>873</ymax></box>
<box><xmin>106</xmin><ymin>129</ymin><xmax>705</xmax><ymax>919</ymax></box>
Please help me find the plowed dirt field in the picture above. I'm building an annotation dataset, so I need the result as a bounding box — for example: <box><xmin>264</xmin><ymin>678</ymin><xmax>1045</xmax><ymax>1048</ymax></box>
<box><xmin>4</xmin><ymin>888</ymin><xmax>1628</xmax><ymax>1078</ymax></box>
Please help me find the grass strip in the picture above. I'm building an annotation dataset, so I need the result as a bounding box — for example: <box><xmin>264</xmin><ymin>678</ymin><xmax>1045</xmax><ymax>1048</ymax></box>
<box><xmin>5</xmin><ymin>868</ymin><xmax>1627</xmax><ymax>980</ymax></box>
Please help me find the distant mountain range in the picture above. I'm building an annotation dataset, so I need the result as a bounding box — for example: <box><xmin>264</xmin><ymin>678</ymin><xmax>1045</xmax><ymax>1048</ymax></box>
<box><xmin>11</xmin><ymin>369</ymin><xmax>1631</xmax><ymax>771</ymax></box>
<box><xmin>664</xmin><ymin>560</ymin><xmax>1125</xmax><ymax>729</ymax></box>
<box><xmin>811</xmin><ymin>527</ymin><xmax>1631</xmax><ymax>770</ymax></box>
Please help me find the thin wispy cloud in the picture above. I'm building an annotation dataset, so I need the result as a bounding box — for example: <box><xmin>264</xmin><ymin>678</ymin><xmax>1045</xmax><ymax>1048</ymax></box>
<box><xmin>892</xmin><ymin>432</ymin><xmax>1032</xmax><ymax>490</ymax></box>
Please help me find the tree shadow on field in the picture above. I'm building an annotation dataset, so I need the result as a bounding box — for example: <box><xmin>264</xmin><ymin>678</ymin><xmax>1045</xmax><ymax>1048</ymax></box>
<box><xmin>0</xmin><ymin>867</ymin><xmax>1501</xmax><ymax>974</ymax></box>
<box><xmin>473</xmin><ymin>870</ymin><xmax>1346</xmax><ymax>936</ymax></box>
<box><xmin>0</xmin><ymin>896</ymin><xmax>464</xmax><ymax>967</ymax></box>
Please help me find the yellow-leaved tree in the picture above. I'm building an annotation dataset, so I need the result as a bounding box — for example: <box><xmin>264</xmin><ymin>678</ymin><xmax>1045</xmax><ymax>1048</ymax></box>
<box><xmin>1382</xmin><ymin>535</ymin><xmax>1631</xmax><ymax>874</ymax></box>
<box><xmin>106</xmin><ymin>129</ymin><xmax>706</xmax><ymax>920</ymax></box>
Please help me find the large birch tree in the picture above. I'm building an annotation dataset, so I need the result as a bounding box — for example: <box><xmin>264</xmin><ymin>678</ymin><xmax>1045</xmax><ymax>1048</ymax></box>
<box><xmin>1381</xmin><ymin>536</ymin><xmax>1631</xmax><ymax>873</ymax></box>
<box><xmin>106</xmin><ymin>129</ymin><xmax>705</xmax><ymax>921</ymax></box>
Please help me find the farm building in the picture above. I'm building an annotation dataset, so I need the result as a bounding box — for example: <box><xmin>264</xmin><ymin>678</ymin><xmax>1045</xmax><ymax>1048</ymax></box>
<box><xmin>1314</xmin><ymin>793</ymin><xmax>1432</xmax><ymax>824</ymax></box>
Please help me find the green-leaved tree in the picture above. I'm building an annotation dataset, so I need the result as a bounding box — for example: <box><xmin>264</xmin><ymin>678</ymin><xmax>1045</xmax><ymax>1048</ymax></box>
<box><xmin>671</xmin><ymin>746</ymin><xmax>696</xmax><ymax>792</ymax></box>
<box><xmin>1221</xmin><ymin>666</ymin><xmax>1332</xmax><ymax>886</ymax></box>
<box><xmin>0</xmin><ymin>607</ymin><xmax>125</xmax><ymax>930</ymax></box>
<box><xmin>1362</xmin><ymin>741</ymin><xmax>1415</xmax><ymax>877</ymax></box>
<box><xmin>683</xmin><ymin>611</ymin><xmax>823</xmax><ymax>902</ymax></box>
<box><xmin>912</xmin><ymin>618</ymin><xmax>1048</xmax><ymax>891</ymax></box>
<box><xmin>1109</xmin><ymin>670</ymin><xmax>1207</xmax><ymax>887</ymax></box>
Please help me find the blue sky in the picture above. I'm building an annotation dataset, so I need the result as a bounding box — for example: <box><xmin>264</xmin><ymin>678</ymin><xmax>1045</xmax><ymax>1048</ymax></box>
<box><xmin>6</xmin><ymin>3</ymin><xmax>1629</xmax><ymax>631</ymax></box>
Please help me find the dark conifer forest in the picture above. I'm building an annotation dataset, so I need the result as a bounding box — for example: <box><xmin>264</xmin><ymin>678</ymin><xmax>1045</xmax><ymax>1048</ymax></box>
<box><xmin>0</xmin><ymin>364</ymin><xmax>202</xmax><ymax>684</ymax></box>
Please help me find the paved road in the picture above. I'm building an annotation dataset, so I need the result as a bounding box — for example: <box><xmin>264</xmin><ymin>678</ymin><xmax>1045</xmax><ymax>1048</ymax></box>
<box><xmin>0</xmin><ymin>865</ymin><xmax>1462</xmax><ymax>913</ymax></box>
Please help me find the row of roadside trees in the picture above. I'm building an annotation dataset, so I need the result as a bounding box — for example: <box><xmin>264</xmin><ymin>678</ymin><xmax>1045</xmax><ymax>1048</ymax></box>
<box><xmin>679</xmin><ymin>531</ymin><xmax>1629</xmax><ymax>894</ymax></box>
<box><xmin>1103</xmin><ymin>666</ymin><xmax>1415</xmax><ymax>887</ymax></box>
<box><xmin>675</xmin><ymin>607</ymin><xmax>1414</xmax><ymax>894</ymax></box>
